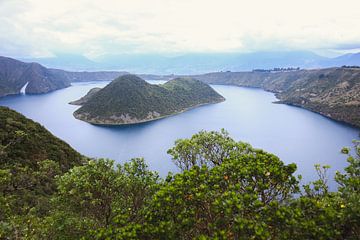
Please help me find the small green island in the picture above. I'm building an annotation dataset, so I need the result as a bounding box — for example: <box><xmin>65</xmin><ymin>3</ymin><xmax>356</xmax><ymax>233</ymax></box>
<box><xmin>70</xmin><ymin>74</ymin><xmax>225</xmax><ymax>125</ymax></box>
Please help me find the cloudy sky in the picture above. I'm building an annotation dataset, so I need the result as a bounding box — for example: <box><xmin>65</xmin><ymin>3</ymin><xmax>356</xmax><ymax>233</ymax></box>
<box><xmin>1</xmin><ymin>0</ymin><xmax>360</xmax><ymax>59</ymax></box>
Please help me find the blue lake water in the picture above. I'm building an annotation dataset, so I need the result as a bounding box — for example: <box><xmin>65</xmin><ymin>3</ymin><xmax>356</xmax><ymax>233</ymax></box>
<box><xmin>0</xmin><ymin>81</ymin><xmax>358</xmax><ymax>189</ymax></box>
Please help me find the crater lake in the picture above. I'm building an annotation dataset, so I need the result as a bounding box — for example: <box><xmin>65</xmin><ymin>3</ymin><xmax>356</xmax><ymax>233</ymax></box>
<box><xmin>0</xmin><ymin>80</ymin><xmax>358</xmax><ymax>189</ymax></box>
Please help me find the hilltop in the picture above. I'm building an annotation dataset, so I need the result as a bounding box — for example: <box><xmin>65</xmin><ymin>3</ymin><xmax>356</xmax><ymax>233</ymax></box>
<box><xmin>72</xmin><ymin>74</ymin><xmax>225</xmax><ymax>125</ymax></box>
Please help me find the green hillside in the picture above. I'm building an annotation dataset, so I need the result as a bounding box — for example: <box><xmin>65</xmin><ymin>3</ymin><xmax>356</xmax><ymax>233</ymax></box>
<box><xmin>0</xmin><ymin>106</ymin><xmax>84</xmax><ymax>235</ymax></box>
<box><xmin>72</xmin><ymin>74</ymin><xmax>225</xmax><ymax>125</ymax></box>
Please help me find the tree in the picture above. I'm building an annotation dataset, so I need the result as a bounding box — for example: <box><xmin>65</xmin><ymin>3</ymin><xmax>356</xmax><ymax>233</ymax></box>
<box><xmin>143</xmin><ymin>131</ymin><xmax>299</xmax><ymax>239</ymax></box>
<box><xmin>335</xmin><ymin>141</ymin><xmax>360</xmax><ymax>239</ymax></box>
<box><xmin>167</xmin><ymin>129</ymin><xmax>253</xmax><ymax>171</ymax></box>
<box><xmin>53</xmin><ymin>158</ymin><xmax>160</xmax><ymax>238</ymax></box>
<box><xmin>2</xmin><ymin>128</ymin><xmax>359</xmax><ymax>239</ymax></box>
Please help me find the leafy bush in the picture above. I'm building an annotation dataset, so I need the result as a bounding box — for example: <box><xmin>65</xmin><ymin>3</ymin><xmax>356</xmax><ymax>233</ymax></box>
<box><xmin>1</xmin><ymin>126</ymin><xmax>359</xmax><ymax>239</ymax></box>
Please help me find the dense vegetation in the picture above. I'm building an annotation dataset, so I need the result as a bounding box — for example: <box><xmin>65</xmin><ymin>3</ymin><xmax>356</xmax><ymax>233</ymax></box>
<box><xmin>0</xmin><ymin>106</ymin><xmax>84</xmax><ymax>238</ymax></box>
<box><xmin>73</xmin><ymin>75</ymin><xmax>225</xmax><ymax>125</ymax></box>
<box><xmin>1</xmin><ymin>109</ymin><xmax>359</xmax><ymax>239</ymax></box>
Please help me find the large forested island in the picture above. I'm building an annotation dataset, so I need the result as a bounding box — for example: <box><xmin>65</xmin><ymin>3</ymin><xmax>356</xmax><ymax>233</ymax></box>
<box><xmin>71</xmin><ymin>74</ymin><xmax>225</xmax><ymax>125</ymax></box>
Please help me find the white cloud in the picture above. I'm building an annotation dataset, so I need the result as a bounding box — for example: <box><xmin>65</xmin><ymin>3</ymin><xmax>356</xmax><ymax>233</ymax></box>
<box><xmin>1</xmin><ymin>0</ymin><xmax>360</xmax><ymax>58</ymax></box>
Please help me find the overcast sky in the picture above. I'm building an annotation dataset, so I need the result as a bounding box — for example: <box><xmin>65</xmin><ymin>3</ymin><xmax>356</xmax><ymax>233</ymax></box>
<box><xmin>1</xmin><ymin>0</ymin><xmax>360</xmax><ymax>59</ymax></box>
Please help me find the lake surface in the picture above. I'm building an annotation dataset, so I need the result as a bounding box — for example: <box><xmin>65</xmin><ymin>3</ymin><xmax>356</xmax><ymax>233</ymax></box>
<box><xmin>0</xmin><ymin>81</ymin><xmax>358</xmax><ymax>189</ymax></box>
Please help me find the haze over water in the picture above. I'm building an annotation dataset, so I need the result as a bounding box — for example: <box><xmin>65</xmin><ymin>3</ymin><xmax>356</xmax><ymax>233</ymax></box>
<box><xmin>0</xmin><ymin>81</ymin><xmax>358</xmax><ymax>189</ymax></box>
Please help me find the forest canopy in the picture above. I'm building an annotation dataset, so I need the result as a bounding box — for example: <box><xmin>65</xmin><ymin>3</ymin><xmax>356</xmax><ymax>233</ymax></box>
<box><xmin>0</xmin><ymin>109</ymin><xmax>359</xmax><ymax>239</ymax></box>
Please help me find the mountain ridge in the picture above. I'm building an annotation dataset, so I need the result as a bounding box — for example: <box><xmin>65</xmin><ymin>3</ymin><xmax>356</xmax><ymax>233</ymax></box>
<box><xmin>190</xmin><ymin>67</ymin><xmax>360</xmax><ymax>128</ymax></box>
<box><xmin>0</xmin><ymin>56</ymin><xmax>71</xmax><ymax>97</ymax></box>
<box><xmin>19</xmin><ymin>51</ymin><xmax>360</xmax><ymax>74</ymax></box>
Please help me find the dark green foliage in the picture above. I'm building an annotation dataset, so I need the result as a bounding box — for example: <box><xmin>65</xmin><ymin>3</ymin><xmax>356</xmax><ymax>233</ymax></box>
<box><xmin>45</xmin><ymin>158</ymin><xmax>160</xmax><ymax>239</ymax></box>
<box><xmin>1</xmin><ymin>120</ymin><xmax>359</xmax><ymax>239</ymax></box>
<box><xmin>0</xmin><ymin>106</ymin><xmax>84</xmax><ymax>238</ymax></box>
<box><xmin>73</xmin><ymin>75</ymin><xmax>225</xmax><ymax>124</ymax></box>
<box><xmin>335</xmin><ymin>141</ymin><xmax>360</xmax><ymax>239</ymax></box>
<box><xmin>0</xmin><ymin>107</ymin><xmax>83</xmax><ymax>170</ymax></box>
<box><xmin>100</xmin><ymin>131</ymin><xmax>359</xmax><ymax>240</ymax></box>
<box><xmin>142</xmin><ymin>132</ymin><xmax>299</xmax><ymax>239</ymax></box>
<box><xmin>56</xmin><ymin>158</ymin><xmax>160</xmax><ymax>227</ymax></box>
<box><xmin>167</xmin><ymin>129</ymin><xmax>253</xmax><ymax>170</ymax></box>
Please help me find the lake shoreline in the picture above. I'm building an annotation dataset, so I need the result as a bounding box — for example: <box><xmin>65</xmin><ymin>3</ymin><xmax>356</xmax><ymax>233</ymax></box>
<box><xmin>73</xmin><ymin>98</ymin><xmax>225</xmax><ymax>126</ymax></box>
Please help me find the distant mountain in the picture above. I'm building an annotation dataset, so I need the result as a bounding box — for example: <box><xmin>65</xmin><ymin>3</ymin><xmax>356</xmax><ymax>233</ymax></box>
<box><xmin>88</xmin><ymin>51</ymin><xmax>328</xmax><ymax>74</ymax></box>
<box><xmin>166</xmin><ymin>51</ymin><xmax>327</xmax><ymax>74</ymax></box>
<box><xmin>13</xmin><ymin>51</ymin><xmax>360</xmax><ymax>75</ymax></box>
<box><xmin>19</xmin><ymin>51</ymin><xmax>360</xmax><ymax>75</ymax></box>
<box><xmin>0</xmin><ymin>56</ymin><xmax>71</xmax><ymax>97</ymax></box>
<box><xmin>72</xmin><ymin>74</ymin><xmax>225</xmax><ymax>125</ymax></box>
<box><xmin>329</xmin><ymin>53</ymin><xmax>360</xmax><ymax>67</ymax></box>
<box><xmin>20</xmin><ymin>53</ymin><xmax>98</xmax><ymax>71</ymax></box>
<box><xmin>49</xmin><ymin>69</ymin><xmax>129</xmax><ymax>82</ymax></box>
<box><xmin>190</xmin><ymin>67</ymin><xmax>360</xmax><ymax>128</ymax></box>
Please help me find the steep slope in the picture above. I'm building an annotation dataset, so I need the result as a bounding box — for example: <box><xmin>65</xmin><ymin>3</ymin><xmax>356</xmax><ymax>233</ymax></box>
<box><xmin>192</xmin><ymin>68</ymin><xmax>360</xmax><ymax>128</ymax></box>
<box><xmin>0</xmin><ymin>106</ymin><xmax>83</xmax><ymax>171</ymax></box>
<box><xmin>0</xmin><ymin>106</ymin><xmax>84</xmax><ymax>219</ymax></box>
<box><xmin>72</xmin><ymin>74</ymin><xmax>225</xmax><ymax>125</ymax></box>
<box><xmin>0</xmin><ymin>56</ymin><xmax>29</xmax><ymax>96</ymax></box>
<box><xmin>0</xmin><ymin>56</ymin><xmax>71</xmax><ymax>97</ymax></box>
<box><xmin>274</xmin><ymin>68</ymin><xmax>360</xmax><ymax>128</ymax></box>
